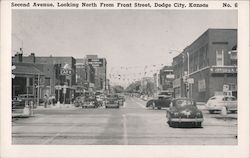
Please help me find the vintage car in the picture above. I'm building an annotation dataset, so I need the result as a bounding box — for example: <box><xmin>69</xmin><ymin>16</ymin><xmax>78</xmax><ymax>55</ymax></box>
<box><xmin>116</xmin><ymin>94</ymin><xmax>125</xmax><ymax>106</ymax></box>
<box><xmin>12</xmin><ymin>96</ymin><xmax>25</xmax><ymax>109</ymax></box>
<box><xmin>105</xmin><ymin>95</ymin><xmax>120</xmax><ymax>108</ymax></box>
<box><xmin>206</xmin><ymin>95</ymin><xmax>237</xmax><ymax>114</ymax></box>
<box><xmin>146</xmin><ymin>95</ymin><xmax>172</xmax><ymax>109</ymax></box>
<box><xmin>166</xmin><ymin>98</ymin><xmax>204</xmax><ymax>128</ymax></box>
<box><xmin>74</xmin><ymin>96</ymin><xmax>84</xmax><ymax>107</ymax></box>
<box><xmin>82</xmin><ymin>96</ymin><xmax>98</xmax><ymax>108</ymax></box>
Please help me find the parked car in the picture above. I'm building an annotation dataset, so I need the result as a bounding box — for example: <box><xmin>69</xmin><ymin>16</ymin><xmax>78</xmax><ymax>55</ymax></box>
<box><xmin>116</xmin><ymin>94</ymin><xmax>125</xmax><ymax>106</ymax></box>
<box><xmin>82</xmin><ymin>96</ymin><xmax>98</xmax><ymax>108</ymax></box>
<box><xmin>74</xmin><ymin>96</ymin><xmax>84</xmax><ymax>107</ymax></box>
<box><xmin>206</xmin><ymin>95</ymin><xmax>237</xmax><ymax>114</ymax></box>
<box><xmin>105</xmin><ymin>95</ymin><xmax>120</xmax><ymax>108</ymax></box>
<box><xmin>12</xmin><ymin>96</ymin><xmax>25</xmax><ymax>109</ymax></box>
<box><xmin>146</xmin><ymin>95</ymin><xmax>172</xmax><ymax>109</ymax></box>
<box><xmin>166</xmin><ymin>98</ymin><xmax>204</xmax><ymax>128</ymax></box>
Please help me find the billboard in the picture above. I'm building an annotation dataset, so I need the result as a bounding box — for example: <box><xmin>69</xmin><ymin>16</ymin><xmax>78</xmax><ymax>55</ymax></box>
<box><xmin>87</xmin><ymin>58</ymin><xmax>103</xmax><ymax>67</ymax></box>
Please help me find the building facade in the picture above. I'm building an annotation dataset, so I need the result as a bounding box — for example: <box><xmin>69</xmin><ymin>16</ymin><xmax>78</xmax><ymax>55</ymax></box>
<box><xmin>75</xmin><ymin>58</ymin><xmax>95</xmax><ymax>95</ymax></box>
<box><xmin>84</xmin><ymin>55</ymin><xmax>107</xmax><ymax>92</ymax></box>
<box><xmin>12</xmin><ymin>54</ymin><xmax>77</xmax><ymax>104</ymax></box>
<box><xmin>158</xmin><ymin>66</ymin><xmax>174</xmax><ymax>91</ymax></box>
<box><xmin>172</xmin><ymin>29</ymin><xmax>237</xmax><ymax>102</ymax></box>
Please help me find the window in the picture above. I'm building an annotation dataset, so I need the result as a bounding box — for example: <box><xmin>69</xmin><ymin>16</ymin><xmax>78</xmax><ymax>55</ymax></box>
<box><xmin>216</xmin><ymin>49</ymin><xmax>224</xmax><ymax>66</ymax></box>
<box><xmin>45</xmin><ymin>77</ymin><xmax>50</xmax><ymax>86</ymax></box>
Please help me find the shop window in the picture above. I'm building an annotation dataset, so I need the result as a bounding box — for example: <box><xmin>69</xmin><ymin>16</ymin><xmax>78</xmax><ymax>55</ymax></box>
<box><xmin>216</xmin><ymin>49</ymin><xmax>224</xmax><ymax>66</ymax></box>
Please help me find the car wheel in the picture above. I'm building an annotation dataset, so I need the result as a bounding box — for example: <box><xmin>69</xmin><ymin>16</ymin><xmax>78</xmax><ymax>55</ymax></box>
<box><xmin>157</xmin><ymin>107</ymin><xmax>161</xmax><ymax>110</ymax></box>
<box><xmin>152</xmin><ymin>102</ymin><xmax>155</xmax><ymax>110</ymax></box>
<box><xmin>196</xmin><ymin>122</ymin><xmax>202</xmax><ymax>128</ymax></box>
<box><xmin>105</xmin><ymin>106</ymin><xmax>108</xmax><ymax>108</ymax></box>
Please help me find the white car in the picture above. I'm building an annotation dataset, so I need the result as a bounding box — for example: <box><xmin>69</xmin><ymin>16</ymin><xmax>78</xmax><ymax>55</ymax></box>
<box><xmin>206</xmin><ymin>95</ymin><xmax>237</xmax><ymax>114</ymax></box>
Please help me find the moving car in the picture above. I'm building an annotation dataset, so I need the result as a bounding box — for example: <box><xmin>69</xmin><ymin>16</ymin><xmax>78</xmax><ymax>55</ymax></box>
<box><xmin>74</xmin><ymin>96</ymin><xmax>84</xmax><ymax>107</ymax></box>
<box><xmin>146</xmin><ymin>95</ymin><xmax>171</xmax><ymax>109</ymax></box>
<box><xmin>166</xmin><ymin>98</ymin><xmax>203</xmax><ymax>128</ymax></box>
<box><xmin>206</xmin><ymin>95</ymin><xmax>237</xmax><ymax>114</ymax></box>
<box><xmin>105</xmin><ymin>95</ymin><xmax>120</xmax><ymax>108</ymax></box>
<box><xmin>82</xmin><ymin>96</ymin><xmax>98</xmax><ymax>108</ymax></box>
<box><xmin>116</xmin><ymin>94</ymin><xmax>125</xmax><ymax>106</ymax></box>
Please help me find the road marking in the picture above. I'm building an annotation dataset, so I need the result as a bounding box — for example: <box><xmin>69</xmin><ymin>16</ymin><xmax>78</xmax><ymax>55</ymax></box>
<box><xmin>122</xmin><ymin>114</ymin><xmax>128</xmax><ymax>145</ymax></box>
<box><xmin>42</xmin><ymin>120</ymin><xmax>76</xmax><ymax>144</ymax></box>
<box><xmin>131</xmin><ymin>98</ymin><xmax>146</xmax><ymax>109</ymax></box>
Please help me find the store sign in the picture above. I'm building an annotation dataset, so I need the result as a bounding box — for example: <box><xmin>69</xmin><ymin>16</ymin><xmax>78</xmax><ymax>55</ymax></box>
<box><xmin>88</xmin><ymin>58</ymin><xmax>103</xmax><ymax>67</ymax></box>
<box><xmin>210</xmin><ymin>67</ymin><xmax>237</xmax><ymax>74</ymax></box>
<box><xmin>166</xmin><ymin>74</ymin><xmax>175</xmax><ymax>79</ymax></box>
<box><xmin>55</xmin><ymin>85</ymin><xmax>62</xmax><ymax>90</ymax></box>
<box><xmin>60</xmin><ymin>68</ymin><xmax>72</xmax><ymax>75</ymax></box>
<box><xmin>198</xmin><ymin>79</ymin><xmax>206</xmax><ymax>92</ymax></box>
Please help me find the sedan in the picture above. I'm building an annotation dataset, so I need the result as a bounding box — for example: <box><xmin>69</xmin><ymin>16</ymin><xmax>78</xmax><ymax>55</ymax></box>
<box><xmin>146</xmin><ymin>95</ymin><xmax>171</xmax><ymax>110</ymax></box>
<box><xmin>206</xmin><ymin>95</ymin><xmax>237</xmax><ymax>114</ymax></box>
<box><xmin>166</xmin><ymin>98</ymin><xmax>203</xmax><ymax>128</ymax></box>
<box><xmin>105</xmin><ymin>95</ymin><xmax>120</xmax><ymax>108</ymax></box>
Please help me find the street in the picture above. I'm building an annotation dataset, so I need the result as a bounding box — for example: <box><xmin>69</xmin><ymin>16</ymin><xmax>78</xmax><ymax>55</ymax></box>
<box><xmin>12</xmin><ymin>96</ymin><xmax>237</xmax><ymax>145</ymax></box>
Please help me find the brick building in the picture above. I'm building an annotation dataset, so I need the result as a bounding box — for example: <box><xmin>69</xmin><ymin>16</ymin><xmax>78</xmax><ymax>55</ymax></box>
<box><xmin>12</xmin><ymin>54</ymin><xmax>77</xmax><ymax>104</ymax></box>
<box><xmin>172</xmin><ymin>29</ymin><xmax>237</xmax><ymax>102</ymax></box>
<box><xmin>75</xmin><ymin>58</ymin><xmax>95</xmax><ymax>94</ymax></box>
<box><xmin>158</xmin><ymin>66</ymin><xmax>174</xmax><ymax>91</ymax></box>
<box><xmin>84</xmin><ymin>55</ymin><xmax>107</xmax><ymax>91</ymax></box>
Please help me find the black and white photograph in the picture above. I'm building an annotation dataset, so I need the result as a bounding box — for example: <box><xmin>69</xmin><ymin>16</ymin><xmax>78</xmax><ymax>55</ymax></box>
<box><xmin>1</xmin><ymin>0</ymin><xmax>249</xmax><ymax>158</ymax></box>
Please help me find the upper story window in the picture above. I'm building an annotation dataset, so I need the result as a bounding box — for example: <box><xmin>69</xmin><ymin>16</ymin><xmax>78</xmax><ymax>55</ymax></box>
<box><xmin>216</xmin><ymin>49</ymin><xmax>224</xmax><ymax>66</ymax></box>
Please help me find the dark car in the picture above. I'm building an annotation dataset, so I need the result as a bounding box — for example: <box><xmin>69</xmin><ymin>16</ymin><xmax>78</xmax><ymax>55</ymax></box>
<box><xmin>74</xmin><ymin>96</ymin><xmax>84</xmax><ymax>107</ymax></box>
<box><xmin>146</xmin><ymin>95</ymin><xmax>171</xmax><ymax>109</ymax></box>
<box><xmin>105</xmin><ymin>95</ymin><xmax>120</xmax><ymax>108</ymax></box>
<box><xmin>166</xmin><ymin>98</ymin><xmax>203</xmax><ymax>128</ymax></box>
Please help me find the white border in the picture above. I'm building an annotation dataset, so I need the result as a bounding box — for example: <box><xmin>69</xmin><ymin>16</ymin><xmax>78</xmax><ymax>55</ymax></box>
<box><xmin>1</xmin><ymin>1</ymin><xmax>249</xmax><ymax>158</ymax></box>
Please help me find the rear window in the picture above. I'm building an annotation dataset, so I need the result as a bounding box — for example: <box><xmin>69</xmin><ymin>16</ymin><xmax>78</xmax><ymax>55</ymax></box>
<box><xmin>175</xmin><ymin>99</ymin><xmax>194</xmax><ymax>107</ymax></box>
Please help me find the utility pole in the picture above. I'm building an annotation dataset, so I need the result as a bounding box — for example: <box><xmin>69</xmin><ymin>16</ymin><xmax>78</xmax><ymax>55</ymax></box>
<box><xmin>37</xmin><ymin>73</ymin><xmax>40</xmax><ymax>106</ymax></box>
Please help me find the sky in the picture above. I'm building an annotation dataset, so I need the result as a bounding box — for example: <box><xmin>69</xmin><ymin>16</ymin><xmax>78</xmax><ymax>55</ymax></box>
<box><xmin>12</xmin><ymin>10</ymin><xmax>237</xmax><ymax>86</ymax></box>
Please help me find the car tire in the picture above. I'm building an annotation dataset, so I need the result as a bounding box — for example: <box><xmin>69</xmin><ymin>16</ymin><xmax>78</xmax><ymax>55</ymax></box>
<box><xmin>152</xmin><ymin>102</ymin><xmax>155</xmax><ymax>110</ymax></box>
<box><xmin>105</xmin><ymin>106</ymin><xmax>108</xmax><ymax>108</ymax></box>
<box><xmin>157</xmin><ymin>107</ymin><xmax>161</xmax><ymax>110</ymax></box>
<box><xmin>196</xmin><ymin>122</ymin><xmax>202</xmax><ymax>128</ymax></box>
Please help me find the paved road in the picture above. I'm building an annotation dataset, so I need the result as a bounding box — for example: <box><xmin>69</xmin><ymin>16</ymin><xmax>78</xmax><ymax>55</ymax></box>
<box><xmin>12</xmin><ymin>96</ymin><xmax>237</xmax><ymax>145</ymax></box>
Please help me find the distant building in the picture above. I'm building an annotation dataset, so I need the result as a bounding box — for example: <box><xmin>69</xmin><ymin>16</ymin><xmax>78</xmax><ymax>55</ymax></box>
<box><xmin>75</xmin><ymin>58</ymin><xmax>95</xmax><ymax>94</ymax></box>
<box><xmin>84</xmin><ymin>55</ymin><xmax>107</xmax><ymax>91</ymax></box>
<box><xmin>158</xmin><ymin>66</ymin><xmax>174</xmax><ymax>91</ymax></box>
<box><xmin>172</xmin><ymin>29</ymin><xmax>237</xmax><ymax>102</ymax></box>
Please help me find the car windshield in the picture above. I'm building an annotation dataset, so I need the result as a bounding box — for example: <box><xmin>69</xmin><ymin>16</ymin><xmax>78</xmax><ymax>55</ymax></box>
<box><xmin>175</xmin><ymin>99</ymin><xmax>194</xmax><ymax>107</ymax></box>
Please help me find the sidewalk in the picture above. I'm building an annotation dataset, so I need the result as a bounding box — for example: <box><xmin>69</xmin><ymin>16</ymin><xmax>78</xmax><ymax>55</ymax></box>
<box><xmin>36</xmin><ymin>103</ymin><xmax>76</xmax><ymax>109</ymax></box>
<box><xmin>12</xmin><ymin>104</ymin><xmax>77</xmax><ymax>118</ymax></box>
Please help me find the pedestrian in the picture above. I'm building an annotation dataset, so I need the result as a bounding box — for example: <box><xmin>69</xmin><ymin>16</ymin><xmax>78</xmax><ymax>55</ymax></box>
<box><xmin>44</xmin><ymin>94</ymin><xmax>48</xmax><ymax>108</ymax></box>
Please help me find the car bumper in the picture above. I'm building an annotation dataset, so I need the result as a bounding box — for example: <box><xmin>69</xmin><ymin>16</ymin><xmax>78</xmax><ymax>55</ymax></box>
<box><xmin>106</xmin><ymin>104</ymin><xmax>119</xmax><ymax>108</ymax></box>
<box><xmin>170</xmin><ymin>118</ymin><xmax>203</xmax><ymax>122</ymax></box>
